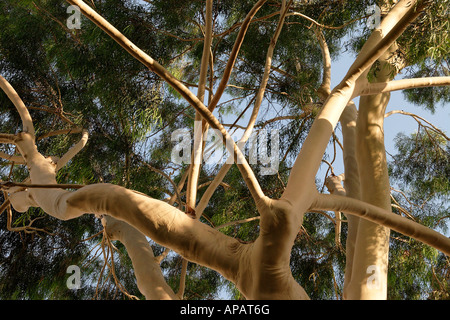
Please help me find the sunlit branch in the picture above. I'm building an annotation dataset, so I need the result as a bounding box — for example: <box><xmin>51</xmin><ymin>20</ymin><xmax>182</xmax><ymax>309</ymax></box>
<box><xmin>282</xmin><ymin>0</ymin><xmax>428</xmax><ymax>207</ymax></box>
<box><xmin>311</xmin><ymin>193</ymin><xmax>450</xmax><ymax>256</ymax></box>
<box><xmin>314</xmin><ymin>27</ymin><xmax>332</xmax><ymax>100</ymax></box>
<box><xmin>0</xmin><ymin>75</ymin><xmax>35</xmax><ymax>137</ymax></box>
<box><xmin>356</xmin><ymin>76</ymin><xmax>450</xmax><ymax>98</ymax></box>
<box><xmin>55</xmin><ymin>129</ymin><xmax>89</xmax><ymax>171</ymax></box>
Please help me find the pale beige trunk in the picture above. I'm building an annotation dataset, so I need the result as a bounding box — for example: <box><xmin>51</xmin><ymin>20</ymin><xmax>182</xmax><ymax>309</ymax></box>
<box><xmin>103</xmin><ymin>216</ymin><xmax>178</xmax><ymax>300</ymax></box>
<box><xmin>346</xmin><ymin>50</ymin><xmax>397</xmax><ymax>299</ymax></box>
<box><xmin>336</xmin><ymin>102</ymin><xmax>362</xmax><ymax>298</ymax></box>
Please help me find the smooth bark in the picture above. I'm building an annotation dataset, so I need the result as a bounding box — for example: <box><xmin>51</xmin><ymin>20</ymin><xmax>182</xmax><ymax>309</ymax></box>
<box><xmin>103</xmin><ymin>216</ymin><xmax>178</xmax><ymax>300</ymax></box>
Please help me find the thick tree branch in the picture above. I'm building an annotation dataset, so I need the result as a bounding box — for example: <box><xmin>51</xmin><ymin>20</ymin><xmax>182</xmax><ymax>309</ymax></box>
<box><xmin>207</xmin><ymin>0</ymin><xmax>268</xmax><ymax>113</ymax></box>
<box><xmin>65</xmin><ymin>184</ymin><xmax>245</xmax><ymax>283</ymax></box>
<box><xmin>102</xmin><ymin>216</ymin><xmax>178</xmax><ymax>300</ymax></box>
<box><xmin>0</xmin><ymin>75</ymin><xmax>35</xmax><ymax>137</ymax></box>
<box><xmin>337</xmin><ymin>102</ymin><xmax>362</xmax><ymax>298</ymax></box>
<box><xmin>314</xmin><ymin>27</ymin><xmax>332</xmax><ymax>100</ymax></box>
<box><xmin>356</xmin><ymin>76</ymin><xmax>450</xmax><ymax>97</ymax></box>
<box><xmin>55</xmin><ymin>129</ymin><xmax>89</xmax><ymax>171</ymax></box>
<box><xmin>0</xmin><ymin>151</ymin><xmax>25</xmax><ymax>164</ymax></box>
<box><xmin>310</xmin><ymin>193</ymin><xmax>450</xmax><ymax>256</ymax></box>
<box><xmin>324</xmin><ymin>173</ymin><xmax>345</xmax><ymax>249</ymax></box>
<box><xmin>282</xmin><ymin>0</ymin><xmax>426</xmax><ymax>209</ymax></box>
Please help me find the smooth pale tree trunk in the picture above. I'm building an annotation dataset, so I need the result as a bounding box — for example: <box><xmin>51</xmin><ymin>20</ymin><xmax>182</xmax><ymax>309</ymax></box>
<box><xmin>102</xmin><ymin>216</ymin><xmax>178</xmax><ymax>300</ymax></box>
<box><xmin>330</xmin><ymin>102</ymin><xmax>362</xmax><ymax>298</ymax></box>
<box><xmin>345</xmin><ymin>45</ymin><xmax>398</xmax><ymax>299</ymax></box>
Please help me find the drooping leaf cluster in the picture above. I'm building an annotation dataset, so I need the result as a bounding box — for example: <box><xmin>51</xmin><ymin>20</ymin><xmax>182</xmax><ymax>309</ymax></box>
<box><xmin>386</xmin><ymin>128</ymin><xmax>449</xmax><ymax>299</ymax></box>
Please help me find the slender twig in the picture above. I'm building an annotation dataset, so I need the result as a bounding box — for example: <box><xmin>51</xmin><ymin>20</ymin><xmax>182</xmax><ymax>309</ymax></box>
<box><xmin>214</xmin><ymin>216</ymin><xmax>260</xmax><ymax>230</ymax></box>
<box><xmin>140</xmin><ymin>161</ymin><xmax>183</xmax><ymax>209</ymax></box>
<box><xmin>385</xmin><ymin>110</ymin><xmax>449</xmax><ymax>141</ymax></box>
<box><xmin>286</xmin><ymin>11</ymin><xmax>369</xmax><ymax>30</ymax></box>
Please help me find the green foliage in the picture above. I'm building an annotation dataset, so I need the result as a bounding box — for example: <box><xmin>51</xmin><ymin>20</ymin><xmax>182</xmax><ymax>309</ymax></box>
<box><xmin>390</xmin><ymin>131</ymin><xmax>449</xmax><ymax>198</ymax></box>
<box><xmin>387</xmin><ymin>130</ymin><xmax>449</xmax><ymax>299</ymax></box>
<box><xmin>0</xmin><ymin>207</ymin><xmax>102</xmax><ymax>299</ymax></box>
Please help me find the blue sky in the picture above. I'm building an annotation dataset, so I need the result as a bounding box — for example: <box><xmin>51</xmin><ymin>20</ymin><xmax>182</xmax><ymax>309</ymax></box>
<box><xmin>321</xmin><ymin>49</ymin><xmax>449</xmax><ymax>182</ymax></box>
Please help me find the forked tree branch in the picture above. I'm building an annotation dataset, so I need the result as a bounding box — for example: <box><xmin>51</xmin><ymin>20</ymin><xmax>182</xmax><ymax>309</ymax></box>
<box><xmin>195</xmin><ymin>0</ymin><xmax>290</xmax><ymax>218</ymax></box>
<box><xmin>282</xmin><ymin>0</ymin><xmax>428</xmax><ymax>208</ymax></box>
<box><xmin>207</xmin><ymin>0</ymin><xmax>268</xmax><ymax>113</ymax></box>
<box><xmin>385</xmin><ymin>110</ymin><xmax>449</xmax><ymax>140</ymax></box>
<box><xmin>66</xmin><ymin>0</ymin><xmax>265</xmax><ymax>203</ymax></box>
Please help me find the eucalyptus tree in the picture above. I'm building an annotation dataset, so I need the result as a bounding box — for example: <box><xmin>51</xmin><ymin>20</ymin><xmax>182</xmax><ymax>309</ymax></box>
<box><xmin>0</xmin><ymin>0</ymin><xmax>448</xmax><ymax>300</ymax></box>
